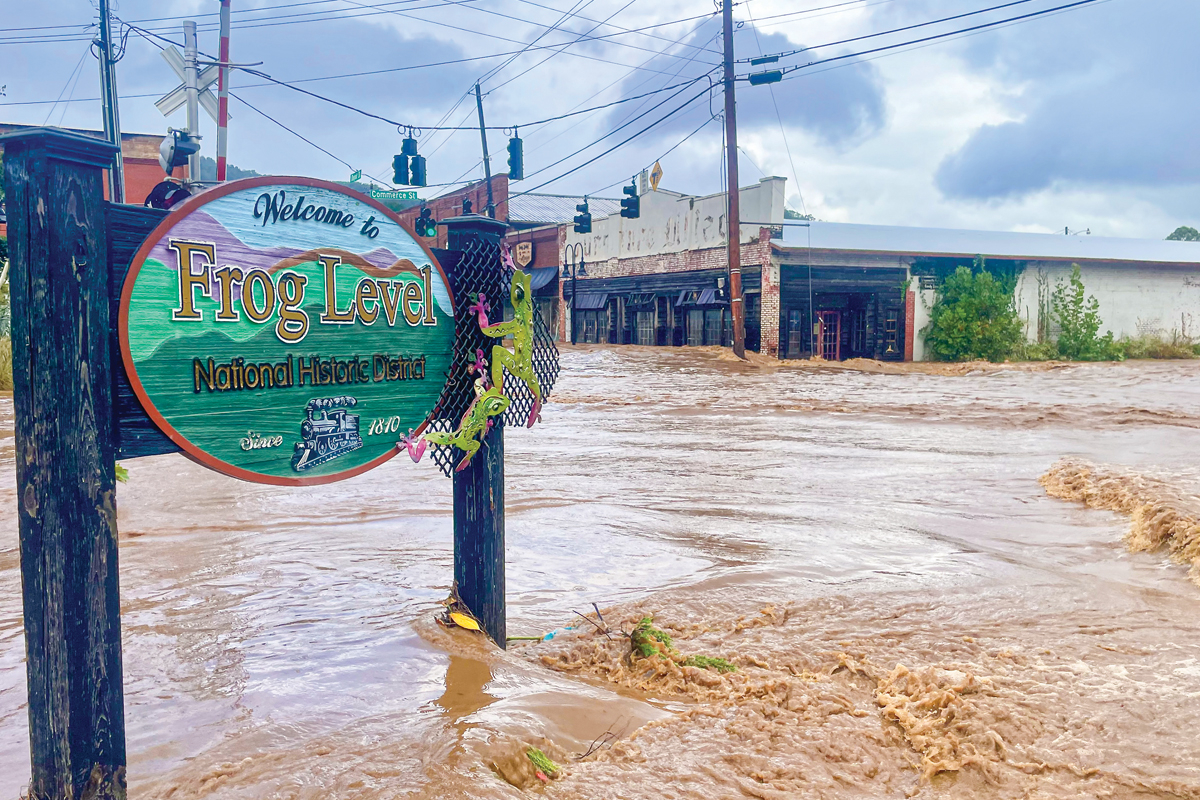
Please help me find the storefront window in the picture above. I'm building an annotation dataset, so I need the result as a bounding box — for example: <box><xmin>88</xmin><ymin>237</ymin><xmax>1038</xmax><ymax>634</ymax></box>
<box><xmin>636</xmin><ymin>311</ymin><xmax>656</xmax><ymax>345</ymax></box>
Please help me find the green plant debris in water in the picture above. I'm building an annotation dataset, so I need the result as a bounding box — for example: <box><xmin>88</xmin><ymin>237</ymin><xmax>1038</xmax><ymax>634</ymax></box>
<box><xmin>631</xmin><ymin>616</ymin><xmax>675</xmax><ymax>658</ymax></box>
<box><xmin>115</xmin><ymin>463</ymin><xmax>129</xmax><ymax>484</ymax></box>
<box><xmin>526</xmin><ymin>748</ymin><xmax>559</xmax><ymax>777</ymax></box>
<box><xmin>683</xmin><ymin>655</ymin><xmax>738</xmax><ymax>673</ymax></box>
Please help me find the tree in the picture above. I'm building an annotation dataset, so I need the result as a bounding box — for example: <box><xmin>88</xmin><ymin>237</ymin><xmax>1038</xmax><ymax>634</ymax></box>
<box><xmin>923</xmin><ymin>260</ymin><xmax>1024</xmax><ymax>362</ymax></box>
<box><xmin>784</xmin><ymin>208</ymin><xmax>815</xmax><ymax>221</ymax></box>
<box><xmin>1051</xmin><ymin>264</ymin><xmax>1115</xmax><ymax>360</ymax></box>
<box><xmin>1167</xmin><ymin>226</ymin><xmax>1200</xmax><ymax>242</ymax></box>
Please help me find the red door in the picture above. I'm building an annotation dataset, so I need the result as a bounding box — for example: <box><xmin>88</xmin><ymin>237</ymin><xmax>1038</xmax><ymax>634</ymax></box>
<box><xmin>817</xmin><ymin>311</ymin><xmax>841</xmax><ymax>361</ymax></box>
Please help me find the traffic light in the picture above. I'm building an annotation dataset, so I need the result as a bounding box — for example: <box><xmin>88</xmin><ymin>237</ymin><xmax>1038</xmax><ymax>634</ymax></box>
<box><xmin>409</xmin><ymin>155</ymin><xmax>427</xmax><ymax>188</ymax></box>
<box><xmin>393</xmin><ymin>154</ymin><xmax>409</xmax><ymax>185</ymax></box>
<box><xmin>507</xmin><ymin>135</ymin><xmax>523</xmax><ymax>181</ymax></box>
<box><xmin>158</xmin><ymin>129</ymin><xmax>200</xmax><ymax>175</ymax></box>
<box><xmin>620</xmin><ymin>180</ymin><xmax>640</xmax><ymax>219</ymax></box>
<box><xmin>573</xmin><ymin>199</ymin><xmax>591</xmax><ymax>234</ymax></box>
<box><xmin>415</xmin><ymin>207</ymin><xmax>436</xmax><ymax>237</ymax></box>
<box><xmin>401</xmin><ymin>136</ymin><xmax>419</xmax><ymax>157</ymax></box>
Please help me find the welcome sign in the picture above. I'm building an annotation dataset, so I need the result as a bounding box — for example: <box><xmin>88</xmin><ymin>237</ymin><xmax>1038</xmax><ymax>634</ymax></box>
<box><xmin>120</xmin><ymin>177</ymin><xmax>455</xmax><ymax>485</ymax></box>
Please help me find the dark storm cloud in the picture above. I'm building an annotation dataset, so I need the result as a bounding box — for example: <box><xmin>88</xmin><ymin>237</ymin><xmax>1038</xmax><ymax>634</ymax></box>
<box><xmin>933</xmin><ymin>0</ymin><xmax>1200</xmax><ymax>200</ymax></box>
<box><xmin>607</xmin><ymin>18</ymin><xmax>886</xmax><ymax>150</ymax></box>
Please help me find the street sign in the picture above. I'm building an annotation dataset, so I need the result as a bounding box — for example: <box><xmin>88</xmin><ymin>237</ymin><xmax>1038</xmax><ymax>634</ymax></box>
<box><xmin>155</xmin><ymin>46</ymin><xmax>228</xmax><ymax>122</ymax></box>
<box><xmin>350</xmin><ymin>169</ymin><xmax>362</xmax><ymax>182</ymax></box>
<box><xmin>119</xmin><ymin>177</ymin><xmax>455</xmax><ymax>485</ymax></box>
<box><xmin>371</xmin><ymin>188</ymin><xmax>419</xmax><ymax>200</ymax></box>
<box><xmin>513</xmin><ymin>241</ymin><xmax>533</xmax><ymax>268</ymax></box>
<box><xmin>650</xmin><ymin>160</ymin><xmax>664</xmax><ymax>191</ymax></box>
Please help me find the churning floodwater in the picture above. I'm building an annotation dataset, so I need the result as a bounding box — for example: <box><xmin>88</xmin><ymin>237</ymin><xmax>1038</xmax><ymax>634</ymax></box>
<box><xmin>3</xmin><ymin>346</ymin><xmax>1200</xmax><ymax>798</ymax></box>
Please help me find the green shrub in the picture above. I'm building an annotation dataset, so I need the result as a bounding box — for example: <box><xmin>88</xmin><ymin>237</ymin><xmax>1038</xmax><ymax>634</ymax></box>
<box><xmin>0</xmin><ymin>336</ymin><xmax>11</xmax><ymax>392</ymax></box>
<box><xmin>1014</xmin><ymin>340</ymin><xmax>1058</xmax><ymax>361</ymax></box>
<box><xmin>1050</xmin><ymin>265</ymin><xmax>1120</xmax><ymax>361</ymax></box>
<box><xmin>1116</xmin><ymin>334</ymin><xmax>1197</xmax><ymax>360</ymax></box>
<box><xmin>923</xmin><ymin>261</ymin><xmax>1024</xmax><ymax>362</ymax></box>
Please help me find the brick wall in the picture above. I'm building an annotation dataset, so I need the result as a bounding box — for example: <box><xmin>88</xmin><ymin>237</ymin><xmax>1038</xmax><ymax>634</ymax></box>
<box><xmin>394</xmin><ymin>175</ymin><xmax>509</xmax><ymax>249</ymax></box>
<box><xmin>555</xmin><ymin>226</ymin><xmax>778</xmax><ymax>351</ymax></box>
<box><xmin>904</xmin><ymin>283</ymin><xmax>916</xmax><ymax>362</ymax></box>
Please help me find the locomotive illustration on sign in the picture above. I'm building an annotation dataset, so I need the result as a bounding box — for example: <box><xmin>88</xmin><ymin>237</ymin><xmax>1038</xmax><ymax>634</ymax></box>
<box><xmin>292</xmin><ymin>396</ymin><xmax>364</xmax><ymax>472</ymax></box>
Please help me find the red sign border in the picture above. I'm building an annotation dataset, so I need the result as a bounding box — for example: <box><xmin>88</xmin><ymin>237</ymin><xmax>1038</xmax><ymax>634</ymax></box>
<box><xmin>119</xmin><ymin>175</ymin><xmax>455</xmax><ymax>486</ymax></box>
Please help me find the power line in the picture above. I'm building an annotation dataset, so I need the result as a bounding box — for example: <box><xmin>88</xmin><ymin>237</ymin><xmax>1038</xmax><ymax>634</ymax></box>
<box><xmin>762</xmin><ymin>0</ymin><xmax>1108</xmax><ymax>79</ymax></box>
<box><xmin>510</xmin><ymin>84</ymin><xmax>713</xmax><ymax>197</ymax></box>
<box><xmin>229</xmin><ymin>91</ymin><xmax>390</xmax><ymax>187</ymax></box>
<box><xmin>516</xmin><ymin>76</ymin><xmax>715</xmax><ymax>185</ymax></box>
<box><xmin>588</xmin><ymin>112</ymin><xmax>720</xmax><ymax>196</ymax></box>
<box><xmin>745</xmin><ymin>0</ymin><xmax>806</xmax><ymax>216</ymax></box>
<box><xmin>741</xmin><ymin>0</ymin><xmax>1043</xmax><ymax>63</ymax></box>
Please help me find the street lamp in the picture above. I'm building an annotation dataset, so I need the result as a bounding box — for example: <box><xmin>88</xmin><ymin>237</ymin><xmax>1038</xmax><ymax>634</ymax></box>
<box><xmin>561</xmin><ymin>242</ymin><xmax>587</xmax><ymax>345</ymax></box>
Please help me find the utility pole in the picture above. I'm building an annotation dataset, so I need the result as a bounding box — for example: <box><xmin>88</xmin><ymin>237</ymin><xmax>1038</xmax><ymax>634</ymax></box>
<box><xmin>475</xmin><ymin>83</ymin><xmax>495</xmax><ymax>219</ymax></box>
<box><xmin>722</xmin><ymin>0</ymin><xmax>746</xmax><ymax>359</ymax></box>
<box><xmin>184</xmin><ymin>21</ymin><xmax>202</xmax><ymax>183</ymax></box>
<box><xmin>96</xmin><ymin>0</ymin><xmax>126</xmax><ymax>202</ymax></box>
<box><xmin>216</xmin><ymin>0</ymin><xmax>231</xmax><ymax>182</ymax></box>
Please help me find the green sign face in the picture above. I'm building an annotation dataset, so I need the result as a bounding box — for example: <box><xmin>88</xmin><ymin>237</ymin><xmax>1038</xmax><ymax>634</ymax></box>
<box><xmin>120</xmin><ymin>176</ymin><xmax>455</xmax><ymax>485</ymax></box>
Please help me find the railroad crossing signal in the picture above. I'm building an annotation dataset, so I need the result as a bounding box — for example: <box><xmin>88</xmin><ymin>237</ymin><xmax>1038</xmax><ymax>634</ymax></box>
<box><xmin>573</xmin><ymin>199</ymin><xmax>591</xmax><ymax>234</ymax></box>
<box><xmin>154</xmin><ymin>45</ymin><xmax>227</xmax><ymax>123</ymax></box>
<box><xmin>620</xmin><ymin>180</ymin><xmax>640</xmax><ymax>219</ymax></box>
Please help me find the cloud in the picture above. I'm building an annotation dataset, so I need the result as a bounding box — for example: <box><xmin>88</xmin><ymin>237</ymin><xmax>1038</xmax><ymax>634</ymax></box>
<box><xmin>605</xmin><ymin>18</ymin><xmax>887</xmax><ymax>151</ymax></box>
<box><xmin>935</xmin><ymin>0</ymin><xmax>1200</xmax><ymax>200</ymax></box>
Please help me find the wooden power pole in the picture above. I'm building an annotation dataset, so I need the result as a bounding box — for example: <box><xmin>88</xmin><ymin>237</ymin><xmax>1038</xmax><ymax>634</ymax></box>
<box><xmin>722</xmin><ymin>0</ymin><xmax>746</xmax><ymax>359</ymax></box>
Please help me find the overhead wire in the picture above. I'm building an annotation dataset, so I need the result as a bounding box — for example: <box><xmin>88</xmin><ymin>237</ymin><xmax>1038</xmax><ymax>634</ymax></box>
<box><xmin>763</xmin><ymin>0</ymin><xmax>1108</xmax><ymax>79</ymax></box>
<box><xmin>745</xmin><ymin>0</ymin><xmax>807</xmax><ymax>216</ymax></box>
<box><xmin>741</xmin><ymin>0</ymin><xmax>1044</xmax><ymax>62</ymax></box>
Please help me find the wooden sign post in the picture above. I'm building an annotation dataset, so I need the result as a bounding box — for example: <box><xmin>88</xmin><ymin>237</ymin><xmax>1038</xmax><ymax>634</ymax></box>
<box><xmin>444</xmin><ymin>214</ymin><xmax>510</xmax><ymax>646</ymax></box>
<box><xmin>2</xmin><ymin>127</ymin><xmax>557</xmax><ymax>795</ymax></box>
<box><xmin>3</xmin><ymin>128</ymin><xmax>128</xmax><ymax>799</ymax></box>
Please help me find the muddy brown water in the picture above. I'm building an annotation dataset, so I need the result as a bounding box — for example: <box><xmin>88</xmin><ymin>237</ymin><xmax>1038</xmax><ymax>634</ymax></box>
<box><xmin>3</xmin><ymin>346</ymin><xmax>1200</xmax><ymax>798</ymax></box>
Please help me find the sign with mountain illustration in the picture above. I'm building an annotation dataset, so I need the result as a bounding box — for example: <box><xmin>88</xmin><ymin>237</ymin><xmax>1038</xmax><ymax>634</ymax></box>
<box><xmin>119</xmin><ymin>177</ymin><xmax>455</xmax><ymax>485</ymax></box>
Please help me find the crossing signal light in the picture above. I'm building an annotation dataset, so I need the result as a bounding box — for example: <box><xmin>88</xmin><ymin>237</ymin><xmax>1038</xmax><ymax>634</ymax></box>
<box><xmin>507</xmin><ymin>135</ymin><xmax>523</xmax><ymax>181</ymax></box>
<box><xmin>620</xmin><ymin>180</ymin><xmax>640</xmax><ymax>219</ymax></box>
<box><xmin>393</xmin><ymin>154</ymin><xmax>409</xmax><ymax>185</ymax></box>
<box><xmin>409</xmin><ymin>155</ymin><xmax>427</xmax><ymax>187</ymax></box>
<box><xmin>573</xmin><ymin>199</ymin><xmax>591</xmax><ymax>234</ymax></box>
<box><xmin>415</xmin><ymin>207</ymin><xmax>436</xmax><ymax>237</ymax></box>
<box><xmin>158</xmin><ymin>129</ymin><xmax>200</xmax><ymax>175</ymax></box>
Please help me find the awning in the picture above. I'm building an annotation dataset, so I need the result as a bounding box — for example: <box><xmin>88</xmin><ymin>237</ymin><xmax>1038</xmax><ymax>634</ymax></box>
<box><xmin>675</xmin><ymin>287</ymin><xmax>720</xmax><ymax>307</ymax></box>
<box><xmin>529</xmin><ymin>266</ymin><xmax>558</xmax><ymax>291</ymax></box>
<box><xmin>626</xmin><ymin>292</ymin><xmax>656</xmax><ymax>308</ymax></box>
<box><xmin>573</xmin><ymin>292</ymin><xmax>608</xmax><ymax>310</ymax></box>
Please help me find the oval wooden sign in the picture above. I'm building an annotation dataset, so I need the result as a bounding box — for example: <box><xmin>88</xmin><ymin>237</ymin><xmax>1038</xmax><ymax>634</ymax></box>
<box><xmin>120</xmin><ymin>176</ymin><xmax>455</xmax><ymax>485</ymax></box>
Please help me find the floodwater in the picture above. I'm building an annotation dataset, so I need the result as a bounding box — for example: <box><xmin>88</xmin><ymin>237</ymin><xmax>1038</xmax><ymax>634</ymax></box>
<box><xmin>2</xmin><ymin>346</ymin><xmax>1200</xmax><ymax>799</ymax></box>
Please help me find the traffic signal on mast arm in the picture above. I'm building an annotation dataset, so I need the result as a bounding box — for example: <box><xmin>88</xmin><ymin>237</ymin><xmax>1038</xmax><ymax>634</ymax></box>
<box><xmin>573</xmin><ymin>199</ymin><xmax>591</xmax><ymax>234</ymax></box>
<box><xmin>392</xmin><ymin>154</ymin><xmax>409</xmax><ymax>185</ymax></box>
<box><xmin>507</xmin><ymin>134</ymin><xmax>523</xmax><ymax>181</ymax></box>
<box><xmin>620</xmin><ymin>180</ymin><xmax>640</xmax><ymax>219</ymax></box>
<box><xmin>409</xmin><ymin>155</ymin><xmax>427</xmax><ymax>187</ymax></box>
<box><xmin>415</xmin><ymin>206</ymin><xmax>436</xmax><ymax>237</ymax></box>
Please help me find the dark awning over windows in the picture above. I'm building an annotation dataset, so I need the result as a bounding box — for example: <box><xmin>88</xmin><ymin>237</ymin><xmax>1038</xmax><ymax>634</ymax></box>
<box><xmin>626</xmin><ymin>292</ymin><xmax>656</xmax><ymax>308</ymax></box>
<box><xmin>573</xmin><ymin>292</ymin><xmax>609</xmax><ymax>310</ymax></box>
<box><xmin>675</xmin><ymin>288</ymin><xmax>719</xmax><ymax>306</ymax></box>
<box><xmin>528</xmin><ymin>266</ymin><xmax>558</xmax><ymax>291</ymax></box>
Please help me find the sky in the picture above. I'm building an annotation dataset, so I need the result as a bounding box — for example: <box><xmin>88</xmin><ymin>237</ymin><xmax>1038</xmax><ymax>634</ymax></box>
<box><xmin>1</xmin><ymin>0</ymin><xmax>1195</xmax><ymax>239</ymax></box>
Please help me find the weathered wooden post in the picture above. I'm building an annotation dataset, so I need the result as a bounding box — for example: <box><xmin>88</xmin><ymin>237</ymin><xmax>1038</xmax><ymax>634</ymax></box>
<box><xmin>2</xmin><ymin>127</ymin><xmax>127</xmax><ymax>798</ymax></box>
<box><xmin>443</xmin><ymin>213</ymin><xmax>509</xmax><ymax>647</ymax></box>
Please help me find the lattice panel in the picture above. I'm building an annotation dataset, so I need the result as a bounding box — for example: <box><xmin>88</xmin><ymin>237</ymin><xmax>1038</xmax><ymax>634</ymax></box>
<box><xmin>424</xmin><ymin>236</ymin><xmax>559</xmax><ymax>478</ymax></box>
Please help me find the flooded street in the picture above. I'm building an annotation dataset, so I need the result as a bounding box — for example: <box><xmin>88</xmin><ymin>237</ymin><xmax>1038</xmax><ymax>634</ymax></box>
<box><xmin>3</xmin><ymin>346</ymin><xmax>1200</xmax><ymax>798</ymax></box>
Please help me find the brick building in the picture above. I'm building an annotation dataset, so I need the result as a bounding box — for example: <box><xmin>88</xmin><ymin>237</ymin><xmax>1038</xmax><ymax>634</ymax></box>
<box><xmin>559</xmin><ymin>177</ymin><xmax>787</xmax><ymax>353</ymax></box>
